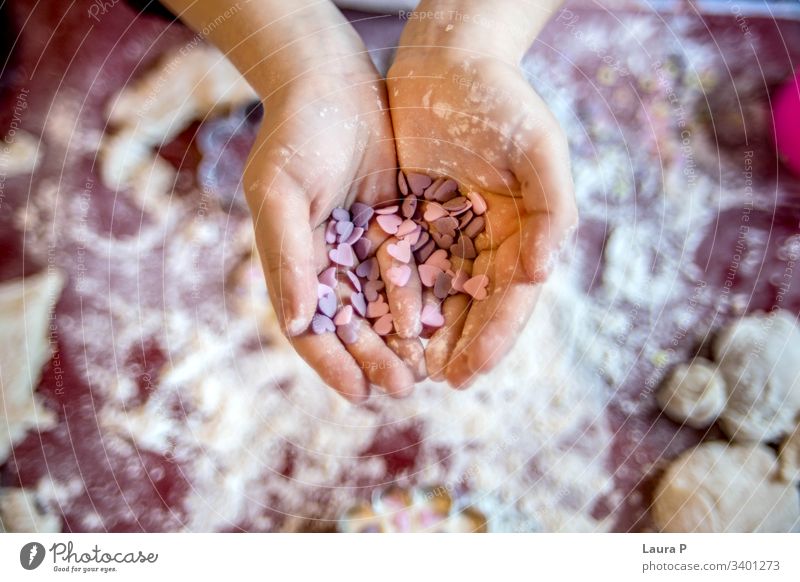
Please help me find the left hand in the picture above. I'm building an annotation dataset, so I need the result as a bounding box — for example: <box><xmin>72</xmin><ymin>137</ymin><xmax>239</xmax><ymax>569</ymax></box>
<box><xmin>387</xmin><ymin>46</ymin><xmax>576</xmax><ymax>388</ymax></box>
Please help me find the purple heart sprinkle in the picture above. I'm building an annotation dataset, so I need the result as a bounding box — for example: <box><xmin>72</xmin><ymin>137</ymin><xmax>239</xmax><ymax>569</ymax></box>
<box><xmin>332</xmin><ymin>207</ymin><xmax>350</xmax><ymax>222</ymax></box>
<box><xmin>351</xmin><ymin>292</ymin><xmax>367</xmax><ymax>317</ymax></box>
<box><xmin>318</xmin><ymin>292</ymin><xmax>337</xmax><ymax>318</ymax></box>
<box><xmin>353</xmin><ymin>237</ymin><xmax>372</xmax><ymax>261</ymax></box>
<box><xmin>311</xmin><ymin>313</ymin><xmax>335</xmax><ymax>334</ymax></box>
<box><xmin>346</xmin><ymin>271</ymin><xmax>362</xmax><ymax>292</ymax></box>
<box><xmin>350</xmin><ymin>203</ymin><xmax>374</xmax><ymax>228</ymax></box>
<box><xmin>318</xmin><ymin>266</ymin><xmax>338</xmax><ymax>289</ymax></box>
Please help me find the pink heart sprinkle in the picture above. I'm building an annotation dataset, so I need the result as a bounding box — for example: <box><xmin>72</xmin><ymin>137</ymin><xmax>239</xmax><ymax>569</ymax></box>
<box><xmin>343</xmin><ymin>226</ymin><xmax>365</xmax><ymax>246</ymax></box>
<box><xmin>387</xmin><ymin>265</ymin><xmax>412</xmax><ymax>287</ymax></box>
<box><xmin>318</xmin><ymin>282</ymin><xmax>335</xmax><ymax>299</ymax></box>
<box><xmin>346</xmin><ymin>271</ymin><xmax>362</xmax><ymax>292</ymax></box>
<box><xmin>395</xmin><ymin>219</ymin><xmax>417</xmax><ymax>238</ymax></box>
<box><xmin>318</xmin><ymin>267</ymin><xmax>337</xmax><ymax>289</ymax></box>
<box><xmin>406</xmin><ymin>173</ymin><xmax>432</xmax><ymax>195</ymax></box>
<box><xmin>351</xmin><ymin>292</ymin><xmax>367</xmax><ymax>317</ymax></box>
<box><xmin>325</xmin><ymin>220</ymin><xmax>337</xmax><ymax>244</ymax></box>
<box><xmin>373</xmin><ymin>313</ymin><xmax>394</xmax><ymax>336</ymax></box>
<box><xmin>423</xmin><ymin>202</ymin><xmax>448</xmax><ymax>222</ymax></box>
<box><xmin>463</xmin><ymin>274</ymin><xmax>489</xmax><ymax>300</ymax></box>
<box><xmin>466</xmin><ymin>191</ymin><xmax>487</xmax><ymax>215</ymax></box>
<box><xmin>397</xmin><ymin>171</ymin><xmax>409</xmax><ymax>196</ymax></box>
<box><xmin>367</xmin><ymin>298</ymin><xmax>390</xmax><ymax>318</ymax></box>
<box><xmin>421</xmin><ymin>304</ymin><xmax>445</xmax><ymax>327</ymax></box>
<box><xmin>387</xmin><ymin>239</ymin><xmax>412</xmax><ymax>263</ymax></box>
<box><xmin>376</xmin><ymin>214</ymin><xmax>402</xmax><ymax>235</ymax></box>
<box><xmin>403</xmin><ymin>228</ymin><xmax>421</xmax><ymax>247</ymax></box>
<box><xmin>425</xmin><ymin>249</ymin><xmax>451</xmax><ymax>272</ymax></box>
<box><xmin>418</xmin><ymin>264</ymin><xmax>442</xmax><ymax>287</ymax></box>
<box><xmin>329</xmin><ymin>243</ymin><xmax>355</xmax><ymax>267</ymax></box>
<box><xmin>333</xmin><ymin>305</ymin><xmax>353</xmax><ymax>326</ymax></box>
<box><xmin>375</xmin><ymin>205</ymin><xmax>400</xmax><ymax>215</ymax></box>
<box><xmin>451</xmin><ymin>270</ymin><xmax>469</xmax><ymax>293</ymax></box>
<box><xmin>318</xmin><ymin>292</ymin><xmax>337</xmax><ymax>317</ymax></box>
<box><xmin>364</xmin><ymin>279</ymin><xmax>384</xmax><ymax>302</ymax></box>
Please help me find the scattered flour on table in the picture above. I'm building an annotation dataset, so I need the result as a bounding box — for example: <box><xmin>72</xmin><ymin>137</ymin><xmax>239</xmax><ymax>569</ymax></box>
<box><xmin>12</xmin><ymin>14</ymin><xmax>772</xmax><ymax>531</ymax></box>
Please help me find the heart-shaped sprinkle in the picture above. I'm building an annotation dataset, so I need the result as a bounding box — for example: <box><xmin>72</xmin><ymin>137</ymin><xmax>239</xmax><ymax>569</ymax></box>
<box><xmin>387</xmin><ymin>239</ymin><xmax>412</xmax><ymax>263</ymax></box>
<box><xmin>414</xmin><ymin>239</ymin><xmax>436</xmax><ymax>263</ymax></box>
<box><xmin>403</xmin><ymin>227</ymin><xmax>421</xmax><ymax>247</ymax></box>
<box><xmin>431</xmin><ymin>231</ymin><xmax>454</xmax><ymax>249</ymax></box>
<box><xmin>433</xmin><ymin>215</ymin><xmax>458</xmax><ymax>237</ymax></box>
<box><xmin>332</xmin><ymin>207</ymin><xmax>350</xmax><ymax>222</ymax></box>
<box><xmin>397</xmin><ymin>170</ymin><xmax>409</xmax><ymax>196</ymax></box>
<box><xmin>450</xmin><ymin>235</ymin><xmax>476</xmax><ymax>259</ymax></box>
<box><xmin>463</xmin><ymin>274</ymin><xmax>489</xmax><ymax>300</ymax></box>
<box><xmin>346</xmin><ymin>271</ymin><xmax>362</xmax><ymax>292</ymax></box>
<box><xmin>443</xmin><ymin>196</ymin><xmax>471</xmax><ymax>214</ymax></box>
<box><xmin>343</xmin><ymin>225</ymin><xmax>364</xmax><ymax>245</ymax></box>
<box><xmin>353</xmin><ymin>237</ymin><xmax>372</xmax><ymax>261</ymax></box>
<box><xmin>433</xmin><ymin>179</ymin><xmax>458</xmax><ymax>202</ymax></box>
<box><xmin>318</xmin><ymin>292</ymin><xmax>337</xmax><ymax>317</ymax></box>
<box><xmin>329</xmin><ymin>243</ymin><xmax>355</xmax><ymax>267</ymax></box>
<box><xmin>466</xmin><ymin>191</ymin><xmax>487</xmax><ymax>215</ymax></box>
<box><xmin>458</xmin><ymin>210</ymin><xmax>474</xmax><ymax>229</ymax></box>
<box><xmin>423</xmin><ymin>202</ymin><xmax>448</xmax><ymax>222</ymax></box>
<box><xmin>364</xmin><ymin>279</ymin><xmax>385</xmax><ymax>302</ymax></box>
<box><xmin>336</xmin><ymin>320</ymin><xmax>359</xmax><ymax>344</ymax></box>
<box><xmin>411</xmin><ymin>230</ymin><xmax>430</xmax><ymax>251</ymax></box>
<box><xmin>406</xmin><ymin>173</ymin><xmax>432</xmax><ymax>195</ymax></box>
<box><xmin>451</xmin><ymin>270</ymin><xmax>470</xmax><ymax>293</ymax></box>
<box><xmin>325</xmin><ymin>220</ymin><xmax>337</xmax><ymax>244</ymax></box>
<box><xmin>318</xmin><ymin>267</ymin><xmax>337</xmax><ymax>289</ymax></box>
<box><xmin>401</xmin><ymin>195</ymin><xmax>417</xmax><ymax>218</ymax></box>
<box><xmin>355</xmin><ymin>257</ymin><xmax>378</xmax><ymax>279</ymax></box>
<box><xmin>376</xmin><ymin>214</ymin><xmax>402</xmax><ymax>234</ymax></box>
<box><xmin>318</xmin><ymin>282</ymin><xmax>335</xmax><ymax>299</ymax></box>
<box><xmin>421</xmin><ymin>304</ymin><xmax>445</xmax><ymax>327</ymax></box>
<box><xmin>311</xmin><ymin>313</ymin><xmax>336</xmax><ymax>334</ymax></box>
<box><xmin>418</xmin><ymin>264</ymin><xmax>442</xmax><ymax>287</ymax></box>
<box><xmin>373</xmin><ymin>313</ymin><xmax>394</xmax><ymax>336</ymax></box>
<box><xmin>433</xmin><ymin>271</ymin><xmax>452</xmax><ymax>299</ymax></box>
<box><xmin>333</xmin><ymin>305</ymin><xmax>353</xmax><ymax>326</ymax></box>
<box><xmin>350</xmin><ymin>203</ymin><xmax>374</xmax><ymax>227</ymax></box>
<box><xmin>425</xmin><ymin>249</ymin><xmax>451</xmax><ymax>272</ymax></box>
<box><xmin>387</xmin><ymin>264</ymin><xmax>412</xmax><ymax>287</ymax></box>
<box><xmin>423</xmin><ymin>177</ymin><xmax>444</xmax><ymax>200</ymax></box>
<box><xmin>351</xmin><ymin>292</ymin><xmax>367</xmax><ymax>317</ymax></box>
<box><xmin>375</xmin><ymin>205</ymin><xmax>399</xmax><ymax>215</ymax></box>
<box><xmin>336</xmin><ymin>220</ymin><xmax>354</xmax><ymax>238</ymax></box>
<box><xmin>395</xmin><ymin>219</ymin><xmax>417</xmax><ymax>238</ymax></box>
<box><xmin>464</xmin><ymin>215</ymin><xmax>485</xmax><ymax>238</ymax></box>
<box><xmin>367</xmin><ymin>297</ymin><xmax>390</xmax><ymax>318</ymax></box>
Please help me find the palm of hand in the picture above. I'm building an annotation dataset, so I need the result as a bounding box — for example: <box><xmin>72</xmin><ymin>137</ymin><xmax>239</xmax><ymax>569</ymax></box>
<box><xmin>387</xmin><ymin>56</ymin><xmax>576</xmax><ymax>387</ymax></box>
<box><xmin>244</xmin><ymin>73</ymin><xmax>419</xmax><ymax>402</ymax></box>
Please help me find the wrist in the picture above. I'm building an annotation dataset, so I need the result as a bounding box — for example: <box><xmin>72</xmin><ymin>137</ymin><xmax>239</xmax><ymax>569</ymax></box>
<box><xmin>396</xmin><ymin>0</ymin><xmax>561</xmax><ymax>64</ymax></box>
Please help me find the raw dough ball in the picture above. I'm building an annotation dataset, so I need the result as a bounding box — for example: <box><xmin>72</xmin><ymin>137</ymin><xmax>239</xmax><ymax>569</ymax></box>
<box><xmin>778</xmin><ymin>427</ymin><xmax>800</xmax><ymax>483</ymax></box>
<box><xmin>0</xmin><ymin>488</ymin><xmax>61</xmax><ymax>533</ymax></box>
<box><xmin>652</xmin><ymin>441</ymin><xmax>799</xmax><ymax>532</ymax></box>
<box><xmin>712</xmin><ymin>311</ymin><xmax>800</xmax><ymax>442</ymax></box>
<box><xmin>657</xmin><ymin>358</ymin><xmax>726</xmax><ymax>428</ymax></box>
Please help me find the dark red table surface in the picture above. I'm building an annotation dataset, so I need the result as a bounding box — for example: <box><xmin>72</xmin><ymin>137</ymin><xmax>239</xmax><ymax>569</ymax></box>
<box><xmin>1</xmin><ymin>0</ymin><xmax>799</xmax><ymax>532</ymax></box>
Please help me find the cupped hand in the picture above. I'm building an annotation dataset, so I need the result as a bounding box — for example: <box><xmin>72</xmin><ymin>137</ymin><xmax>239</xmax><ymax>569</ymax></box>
<box><xmin>387</xmin><ymin>50</ymin><xmax>577</xmax><ymax>389</ymax></box>
<box><xmin>243</xmin><ymin>59</ymin><xmax>420</xmax><ymax>403</ymax></box>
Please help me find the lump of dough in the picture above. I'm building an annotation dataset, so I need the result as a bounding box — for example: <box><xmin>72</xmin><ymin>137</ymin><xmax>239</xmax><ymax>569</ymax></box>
<box><xmin>657</xmin><ymin>358</ymin><xmax>726</xmax><ymax>428</ymax></box>
<box><xmin>652</xmin><ymin>441</ymin><xmax>799</xmax><ymax>532</ymax></box>
<box><xmin>0</xmin><ymin>488</ymin><xmax>61</xmax><ymax>533</ymax></box>
<box><xmin>0</xmin><ymin>271</ymin><xmax>64</xmax><ymax>462</ymax></box>
<box><xmin>712</xmin><ymin>311</ymin><xmax>800</xmax><ymax>442</ymax></box>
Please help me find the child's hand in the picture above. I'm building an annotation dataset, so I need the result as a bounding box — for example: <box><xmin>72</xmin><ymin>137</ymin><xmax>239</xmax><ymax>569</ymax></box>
<box><xmin>244</xmin><ymin>57</ymin><xmax>418</xmax><ymax>403</ymax></box>
<box><xmin>387</xmin><ymin>3</ymin><xmax>576</xmax><ymax>388</ymax></box>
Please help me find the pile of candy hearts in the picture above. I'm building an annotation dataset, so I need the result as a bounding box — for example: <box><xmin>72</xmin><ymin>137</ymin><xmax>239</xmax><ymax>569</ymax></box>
<box><xmin>312</xmin><ymin>171</ymin><xmax>489</xmax><ymax>343</ymax></box>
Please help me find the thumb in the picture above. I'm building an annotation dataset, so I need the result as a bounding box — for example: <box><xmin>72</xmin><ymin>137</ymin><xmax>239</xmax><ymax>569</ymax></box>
<box><xmin>249</xmin><ymin>182</ymin><xmax>318</xmax><ymax>337</ymax></box>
